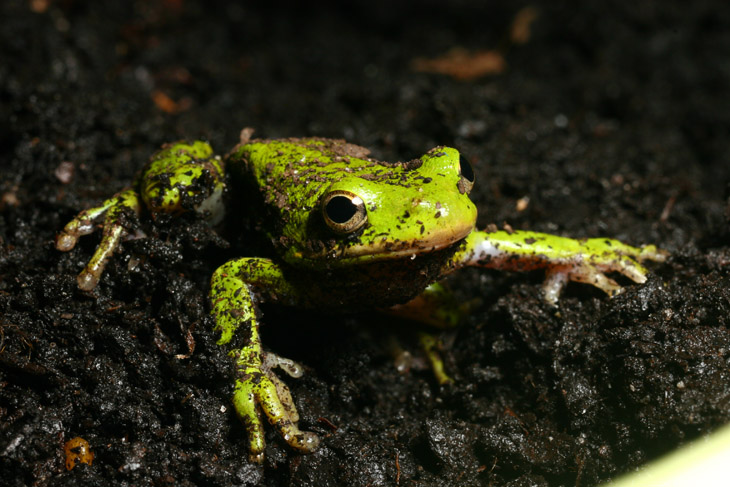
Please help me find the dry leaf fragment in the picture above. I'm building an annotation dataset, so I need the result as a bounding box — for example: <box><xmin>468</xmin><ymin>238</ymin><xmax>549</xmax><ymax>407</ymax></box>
<box><xmin>411</xmin><ymin>48</ymin><xmax>506</xmax><ymax>81</ymax></box>
<box><xmin>510</xmin><ymin>6</ymin><xmax>539</xmax><ymax>45</ymax></box>
<box><xmin>151</xmin><ymin>90</ymin><xmax>192</xmax><ymax>114</ymax></box>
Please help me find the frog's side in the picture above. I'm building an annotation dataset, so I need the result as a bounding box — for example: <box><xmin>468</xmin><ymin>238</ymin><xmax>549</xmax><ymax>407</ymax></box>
<box><xmin>57</xmin><ymin>132</ymin><xmax>667</xmax><ymax>463</ymax></box>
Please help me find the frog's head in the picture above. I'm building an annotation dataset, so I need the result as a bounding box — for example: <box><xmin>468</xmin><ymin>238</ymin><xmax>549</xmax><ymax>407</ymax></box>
<box><xmin>293</xmin><ymin>146</ymin><xmax>477</xmax><ymax>265</ymax></box>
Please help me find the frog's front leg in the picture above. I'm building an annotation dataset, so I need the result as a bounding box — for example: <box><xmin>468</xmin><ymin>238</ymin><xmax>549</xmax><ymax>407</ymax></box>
<box><xmin>56</xmin><ymin>141</ymin><xmax>225</xmax><ymax>290</ymax></box>
<box><xmin>450</xmin><ymin>230</ymin><xmax>667</xmax><ymax>305</ymax></box>
<box><xmin>56</xmin><ymin>189</ymin><xmax>141</xmax><ymax>290</ymax></box>
<box><xmin>210</xmin><ymin>257</ymin><xmax>320</xmax><ymax>463</ymax></box>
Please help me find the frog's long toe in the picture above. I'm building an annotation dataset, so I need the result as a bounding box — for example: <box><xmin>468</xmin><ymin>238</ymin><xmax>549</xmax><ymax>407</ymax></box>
<box><xmin>418</xmin><ymin>331</ymin><xmax>454</xmax><ymax>385</ymax></box>
<box><xmin>638</xmin><ymin>244</ymin><xmax>669</xmax><ymax>263</ymax></box>
<box><xmin>552</xmin><ymin>265</ymin><xmax>622</xmax><ymax>300</ymax></box>
<box><xmin>265</xmin><ymin>352</ymin><xmax>305</xmax><ymax>378</ymax></box>
<box><xmin>232</xmin><ymin>379</ymin><xmax>267</xmax><ymax>463</ymax></box>
<box><xmin>56</xmin><ymin>223</ymin><xmax>91</xmax><ymax>251</ymax></box>
<box><xmin>263</xmin><ymin>374</ymin><xmax>320</xmax><ymax>452</ymax></box>
<box><xmin>578</xmin><ymin>269</ymin><xmax>622</xmax><ymax>296</ymax></box>
<box><xmin>612</xmin><ymin>255</ymin><xmax>650</xmax><ymax>283</ymax></box>
<box><xmin>232</xmin><ymin>364</ymin><xmax>319</xmax><ymax>463</ymax></box>
<box><xmin>76</xmin><ymin>222</ymin><xmax>127</xmax><ymax>291</ymax></box>
<box><xmin>542</xmin><ymin>270</ymin><xmax>569</xmax><ymax>305</ymax></box>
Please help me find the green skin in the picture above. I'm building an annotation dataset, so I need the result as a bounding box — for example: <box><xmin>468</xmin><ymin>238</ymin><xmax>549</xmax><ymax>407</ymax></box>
<box><xmin>57</xmin><ymin>133</ymin><xmax>666</xmax><ymax>463</ymax></box>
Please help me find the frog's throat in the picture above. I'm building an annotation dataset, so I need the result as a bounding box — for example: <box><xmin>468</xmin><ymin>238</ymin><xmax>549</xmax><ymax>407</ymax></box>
<box><xmin>337</xmin><ymin>221</ymin><xmax>474</xmax><ymax>260</ymax></box>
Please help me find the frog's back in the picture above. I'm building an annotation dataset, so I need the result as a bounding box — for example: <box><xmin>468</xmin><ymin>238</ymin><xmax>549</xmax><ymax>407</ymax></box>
<box><xmin>228</xmin><ymin>137</ymin><xmax>376</xmax><ymax>197</ymax></box>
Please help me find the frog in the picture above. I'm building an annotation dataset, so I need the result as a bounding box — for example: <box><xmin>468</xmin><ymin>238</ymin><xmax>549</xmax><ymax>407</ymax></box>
<box><xmin>56</xmin><ymin>129</ymin><xmax>667</xmax><ymax>463</ymax></box>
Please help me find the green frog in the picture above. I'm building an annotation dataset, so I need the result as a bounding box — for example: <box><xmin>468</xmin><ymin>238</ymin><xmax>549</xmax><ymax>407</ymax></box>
<box><xmin>56</xmin><ymin>130</ymin><xmax>666</xmax><ymax>463</ymax></box>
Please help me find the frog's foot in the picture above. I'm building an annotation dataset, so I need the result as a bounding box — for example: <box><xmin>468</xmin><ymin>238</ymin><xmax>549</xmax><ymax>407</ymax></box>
<box><xmin>232</xmin><ymin>352</ymin><xmax>320</xmax><ymax>464</ymax></box>
<box><xmin>382</xmin><ymin>283</ymin><xmax>462</xmax><ymax>384</ymax></box>
<box><xmin>418</xmin><ymin>331</ymin><xmax>454</xmax><ymax>385</ymax></box>
<box><xmin>56</xmin><ymin>189</ymin><xmax>140</xmax><ymax>291</ymax></box>
<box><xmin>542</xmin><ymin>239</ymin><xmax>668</xmax><ymax>305</ymax></box>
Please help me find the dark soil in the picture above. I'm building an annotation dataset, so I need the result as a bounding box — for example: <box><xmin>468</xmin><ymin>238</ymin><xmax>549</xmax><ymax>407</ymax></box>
<box><xmin>2</xmin><ymin>1</ymin><xmax>729</xmax><ymax>486</ymax></box>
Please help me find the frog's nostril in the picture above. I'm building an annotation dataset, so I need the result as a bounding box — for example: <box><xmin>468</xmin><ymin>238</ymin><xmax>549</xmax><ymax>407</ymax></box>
<box><xmin>457</xmin><ymin>155</ymin><xmax>475</xmax><ymax>194</ymax></box>
<box><xmin>459</xmin><ymin>155</ymin><xmax>475</xmax><ymax>183</ymax></box>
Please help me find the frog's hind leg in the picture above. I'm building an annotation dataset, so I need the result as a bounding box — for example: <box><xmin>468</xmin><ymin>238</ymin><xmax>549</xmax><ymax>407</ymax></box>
<box><xmin>384</xmin><ymin>282</ymin><xmax>469</xmax><ymax>385</ymax></box>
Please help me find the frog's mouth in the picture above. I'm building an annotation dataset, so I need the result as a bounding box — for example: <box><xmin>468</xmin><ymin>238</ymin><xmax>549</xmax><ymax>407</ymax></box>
<box><xmin>337</xmin><ymin>220</ymin><xmax>475</xmax><ymax>261</ymax></box>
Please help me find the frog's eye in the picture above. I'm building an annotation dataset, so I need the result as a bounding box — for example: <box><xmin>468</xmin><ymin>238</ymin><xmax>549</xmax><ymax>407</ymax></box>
<box><xmin>457</xmin><ymin>154</ymin><xmax>475</xmax><ymax>194</ymax></box>
<box><xmin>322</xmin><ymin>190</ymin><xmax>368</xmax><ymax>234</ymax></box>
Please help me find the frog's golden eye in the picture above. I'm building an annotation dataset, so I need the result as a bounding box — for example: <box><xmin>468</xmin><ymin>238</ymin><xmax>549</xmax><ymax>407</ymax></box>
<box><xmin>322</xmin><ymin>190</ymin><xmax>368</xmax><ymax>234</ymax></box>
<box><xmin>457</xmin><ymin>154</ymin><xmax>475</xmax><ymax>194</ymax></box>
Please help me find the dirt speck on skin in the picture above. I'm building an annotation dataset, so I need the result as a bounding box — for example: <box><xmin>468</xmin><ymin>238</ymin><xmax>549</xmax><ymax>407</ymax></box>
<box><xmin>2</xmin><ymin>1</ymin><xmax>730</xmax><ymax>486</ymax></box>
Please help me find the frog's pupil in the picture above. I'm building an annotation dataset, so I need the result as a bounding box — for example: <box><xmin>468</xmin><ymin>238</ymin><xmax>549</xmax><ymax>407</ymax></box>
<box><xmin>459</xmin><ymin>155</ymin><xmax>475</xmax><ymax>182</ymax></box>
<box><xmin>326</xmin><ymin>196</ymin><xmax>357</xmax><ymax>224</ymax></box>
